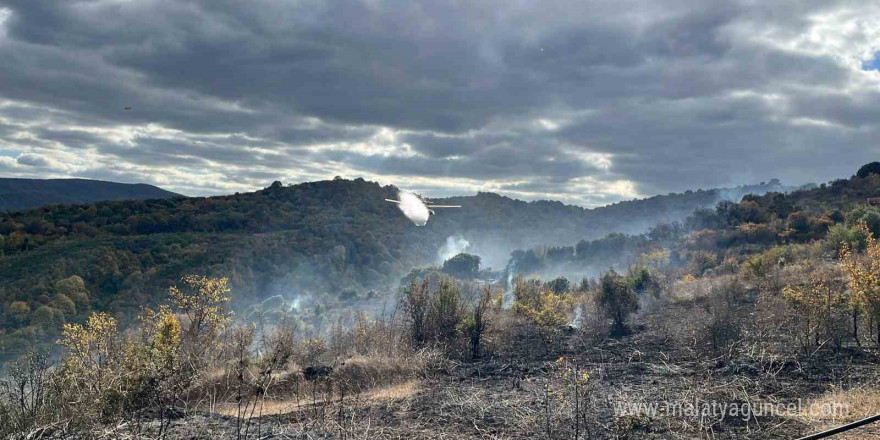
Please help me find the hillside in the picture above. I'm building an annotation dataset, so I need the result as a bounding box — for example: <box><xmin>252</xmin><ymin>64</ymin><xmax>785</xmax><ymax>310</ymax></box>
<box><xmin>0</xmin><ymin>177</ymin><xmax>793</xmax><ymax>359</ymax></box>
<box><xmin>3</xmin><ymin>170</ymin><xmax>880</xmax><ymax>439</ymax></box>
<box><xmin>0</xmin><ymin>178</ymin><xmax>181</xmax><ymax>211</ymax></box>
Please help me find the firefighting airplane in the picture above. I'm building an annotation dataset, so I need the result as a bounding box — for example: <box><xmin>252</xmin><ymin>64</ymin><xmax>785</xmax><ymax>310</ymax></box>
<box><xmin>385</xmin><ymin>191</ymin><xmax>460</xmax><ymax>226</ymax></box>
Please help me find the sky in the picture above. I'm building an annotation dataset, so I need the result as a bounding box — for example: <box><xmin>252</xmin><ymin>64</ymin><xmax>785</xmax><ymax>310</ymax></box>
<box><xmin>0</xmin><ymin>0</ymin><xmax>878</xmax><ymax>206</ymax></box>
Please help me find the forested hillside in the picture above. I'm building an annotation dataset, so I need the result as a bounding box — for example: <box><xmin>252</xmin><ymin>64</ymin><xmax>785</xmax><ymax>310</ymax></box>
<box><xmin>3</xmin><ymin>169</ymin><xmax>880</xmax><ymax>439</ymax></box>
<box><xmin>0</xmin><ymin>177</ymin><xmax>792</xmax><ymax>359</ymax></box>
<box><xmin>0</xmin><ymin>178</ymin><xmax>181</xmax><ymax>211</ymax></box>
<box><xmin>505</xmin><ymin>172</ymin><xmax>880</xmax><ymax>285</ymax></box>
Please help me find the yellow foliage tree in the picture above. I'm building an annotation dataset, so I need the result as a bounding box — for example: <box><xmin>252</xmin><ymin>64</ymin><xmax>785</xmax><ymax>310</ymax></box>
<box><xmin>513</xmin><ymin>288</ymin><xmax>573</xmax><ymax>350</ymax></box>
<box><xmin>169</xmin><ymin>275</ymin><xmax>232</xmax><ymax>335</ymax></box>
<box><xmin>781</xmin><ymin>269</ymin><xmax>849</xmax><ymax>352</ymax></box>
<box><xmin>58</xmin><ymin>311</ymin><xmax>119</xmax><ymax>395</ymax></box>
<box><xmin>841</xmin><ymin>221</ymin><xmax>880</xmax><ymax>344</ymax></box>
<box><xmin>169</xmin><ymin>275</ymin><xmax>232</xmax><ymax>370</ymax></box>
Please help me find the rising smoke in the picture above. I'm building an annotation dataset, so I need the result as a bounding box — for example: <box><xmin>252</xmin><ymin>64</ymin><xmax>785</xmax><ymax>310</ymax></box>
<box><xmin>438</xmin><ymin>235</ymin><xmax>471</xmax><ymax>262</ymax></box>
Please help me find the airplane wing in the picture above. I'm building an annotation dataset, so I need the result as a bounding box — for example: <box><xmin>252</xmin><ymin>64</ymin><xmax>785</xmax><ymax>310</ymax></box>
<box><xmin>426</xmin><ymin>204</ymin><xmax>461</xmax><ymax>208</ymax></box>
<box><xmin>385</xmin><ymin>199</ymin><xmax>402</xmax><ymax>204</ymax></box>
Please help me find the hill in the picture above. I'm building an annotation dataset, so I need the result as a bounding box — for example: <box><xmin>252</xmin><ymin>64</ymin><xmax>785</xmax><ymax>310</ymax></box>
<box><xmin>0</xmin><ymin>177</ymin><xmax>795</xmax><ymax>359</ymax></box>
<box><xmin>0</xmin><ymin>178</ymin><xmax>181</xmax><ymax>211</ymax></box>
<box><xmin>3</xmin><ymin>171</ymin><xmax>880</xmax><ymax>439</ymax></box>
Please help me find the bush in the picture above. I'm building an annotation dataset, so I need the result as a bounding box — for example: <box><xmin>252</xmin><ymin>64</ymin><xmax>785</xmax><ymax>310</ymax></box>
<box><xmin>0</xmin><ymin>351</ymin><xmax>56</xmax><ymax>438</ymax></box>
<box><xmin>597</xmin><ymin>270</ymin><xmax>639</xmax><ymax>336</ymax></box>
<box><xmin>782</xmin><ymin>264</ymin><xmax>851</xmax><ymax>352</ymax></box>
<box><xmin>701</xmin><ymin>277</ymin><xmax>745</xmax><ymax>353</ymax></box>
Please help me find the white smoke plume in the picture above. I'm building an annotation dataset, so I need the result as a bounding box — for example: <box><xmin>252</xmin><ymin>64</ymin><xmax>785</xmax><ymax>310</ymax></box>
<box><xmin>570</xmin><ymin>304</ymin><xmax>583</xmax><ymax>328</ymax></box>
<box><xmin>397</xmin><ymin>191</ymin><xmax>430</xmax><ymax>226</ymax></box>
<box><xmin>438</xmin><ymin>235</ymin><xmax>471</xmax><ymax>262</ymax></box>
<box><xmin>503</xmin><ymin>264</ymin><xmax>515</xmax><ymax>308</ymax></box>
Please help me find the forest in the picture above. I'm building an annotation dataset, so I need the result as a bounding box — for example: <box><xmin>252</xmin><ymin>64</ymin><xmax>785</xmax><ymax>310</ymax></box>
<box><xmin>0</xmin><ymin>176</ymin><xmax>793</xmax><ymax>361</ymax></box>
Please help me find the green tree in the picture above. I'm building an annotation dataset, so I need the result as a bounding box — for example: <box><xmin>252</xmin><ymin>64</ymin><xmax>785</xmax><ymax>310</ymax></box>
<box><xmin>7</xmin><ymin>302</ymin><xmax>30</xmax><ymax>327</ymax></box>
<box><xmin>598</xmin><ymin>270</ymin><xmax>639</xmax><ymax>336</ymax></box>
<box><xmin>544</xmin><ymin>276</ymin><xmax>571</xmax><ymax>294</ymax></box>
<box><xmin>856</xmin><ymin>162</ymin><xmax>880</xmax><ymax>178</ymax></box>
<box><xmin>55</xmin><ymin>276</ymin><xmax>90</xmax><ymax>307</ymax></box>
<box><xmin>441</xmin><ymin>253</ymin><xmax>481</xmax><ymax>279</ymax></box>
<box><xmin>400</xmin><ymin>277</ymin><xmax>430</xmax><ymax>348</ymax></box>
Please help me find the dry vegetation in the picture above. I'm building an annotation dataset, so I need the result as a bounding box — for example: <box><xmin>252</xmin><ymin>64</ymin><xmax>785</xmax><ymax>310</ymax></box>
<box><xmin>3</xmin><ymin>222</ymin><xmax>880</xmax><ymax>439</ymax></box>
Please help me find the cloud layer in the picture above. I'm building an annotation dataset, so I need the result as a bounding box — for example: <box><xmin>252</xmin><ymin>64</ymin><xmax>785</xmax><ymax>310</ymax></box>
<box><xmin>0</xmin><ymin>0</ymin><xmax>878</xmax><ymax>205</ymax></box>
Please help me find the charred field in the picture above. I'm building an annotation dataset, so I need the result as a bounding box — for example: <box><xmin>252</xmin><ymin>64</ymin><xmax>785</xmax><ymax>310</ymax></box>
<box><xmin>60</xmin><ymin>293</ymin><xmax>880</xmax><ymax>440</ymax></box>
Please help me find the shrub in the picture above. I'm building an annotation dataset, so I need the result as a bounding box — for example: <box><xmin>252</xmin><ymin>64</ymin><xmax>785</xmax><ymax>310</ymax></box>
<box><xmin>782</xmin><ymin>265</ymin><xmax>850</xmax><ymax>352</ymax></box>
<box><xmin>460</xmin><ymin>286</ymin><xmax>494</xmax><ymax>359</ymax></box>
<box><xmin>686</xmin><ymin>250</ymin><xmax>718</xmax><ymax>276</ymax></box>
<box><xmin>841</xmin><ymin>222</ymin><xmax>880</xmax><ymax>344</ymax></box>
<box><xmin>427</xmin><ymin>276</ymin><xmax>466</xmax><ymax>347</ymax></box>
<box><xmin>625</xmin><ymin>266</ymin><xmax>663</xmax><ymax>297</ymax></box>
<box><xmin>597</xmin><ymin>270</ymin><xmax>639</xmax><ymax>336</ymax></box>
<box><xmin>400</xmin><ymin>277</ymin><xmax>430</xmax><ymax>348</ymax></box>
<box><xmin>701</xmin><ymin>277</ymin><xmax>745</xmax><ymax>353</ymax></box>
<box><xmin>0</xmin><ymin>351</ymin><xmax>56</xmax><ymax>438</ymax></box>
<box><xmin>845</xmin><ymin>206</ymin><xmax>880</xmax><ymax>237</ymax></box>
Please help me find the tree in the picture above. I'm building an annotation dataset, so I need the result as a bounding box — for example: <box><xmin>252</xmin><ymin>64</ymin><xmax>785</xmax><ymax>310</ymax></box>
<box><xmin>400</xmin><ymin>277</ymin><xmax>430</xmax><ymax>348</ymax></box>
<box><xmin>856</xmin><ymin>162</ymin><xmax>880</xmax><ymax>178</ymax></box>
<box><xmin>782</xmin><ymin>267</ymin><xmax>850</xmax><ymax>353</ymax></box>
<box><xmin>441</xmin><ymin>253</ymin><xmax>481</xmax><ymax>279</ymax></box>
<box><xmin>168</xmin><ymin>275</ymin><xmax>232</xmax><ymax>372</ymax></box>
<box><xmin>55</xmin><ymin>275</ymin><xmax>90</xmax><ymax>306</ymax></box>
<box><xmin>465</xmin><ymin>286</ymin><xmax>494</xmax><ymax>359</ymax></box>
<box><xmin>545</xmin><ymin>276</ymin><xmax>571</xmax><ymax>294</ymax></box>
<box><xmin>841</xmin><ymin>221</ymin><xmax>880</xmax><ymax>344</ymax></box>
<box><xmin>7</xmin><ymin>302</ymin><xmax>30</xmax><ymax>327</ymax></box>
<box><xmin>597</xmin><ymin>270</ymin><xmax>639</xmax><ymax>336</ymax></box>
<box><xmin>626</xmin><ymin>266</ymin><xmax>661</xmax><ymax>297</ymax></box>
<box><xmin>845</xmin><ymin>207</ymin><xmax>880</xmax><ymax>237</ymax></box>
<box><xmin>427</xmin><ymin>276</ymin><xmax>465</xmax><ymax>345</ymax></box>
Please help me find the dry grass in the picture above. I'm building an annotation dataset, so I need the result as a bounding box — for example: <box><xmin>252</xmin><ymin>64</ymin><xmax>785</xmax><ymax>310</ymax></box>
<box><xmin>792</xmin><ymin>386</ymin><xmax>880</xmax><ymax>424</ymax></box>
<box><xmin>334</xmin><ymin>354</ymin><xmax>425</xmax><ymax>392</ymax></box>
<box><xmin>210</xmin><ymin>379</ymin><xmax>421</xmax><ymax>417</ymax></box>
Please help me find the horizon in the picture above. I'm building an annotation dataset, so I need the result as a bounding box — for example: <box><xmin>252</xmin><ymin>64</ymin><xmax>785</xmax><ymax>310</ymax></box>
<box><xmin>0</xmin><ymin>173</ymin><xmax>809</xmax><ymax>211</ymax></box>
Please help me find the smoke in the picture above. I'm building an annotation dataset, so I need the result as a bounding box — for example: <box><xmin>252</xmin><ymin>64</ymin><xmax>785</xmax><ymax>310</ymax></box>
<box><xmin>438</xmin><ymin>235</ymin><xmax>471</xmax><ymax>262</ymax></box>
<box><xmin>503</xmin><ymin>262</ymin><xmax>515</xmax><ymax>308</ymax></box>
<box><xmin>397</xmin><ymin>191</ymin><xmax>430</xmax><ymax>226</ymax></box>
<box><xmin>288</xmin><ymin>296</ymin><xmax>301</xmax><ymax>312</ymax></box>
<box><xmin>570</xmin><ymin>304</ymin><xmax>583</xmax><ymax>328</ymax></box>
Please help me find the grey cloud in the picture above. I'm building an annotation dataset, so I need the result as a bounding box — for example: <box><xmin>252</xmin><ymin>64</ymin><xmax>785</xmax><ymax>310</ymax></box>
<box><xmin>15</xmin><ymin>153</ymin><xmax>50</xmax><ymax>167</ymax></box>
<box><xmin>0</xmin><ymin>0</ymin><xmax>878</xmax><ymax>203</ymax></box>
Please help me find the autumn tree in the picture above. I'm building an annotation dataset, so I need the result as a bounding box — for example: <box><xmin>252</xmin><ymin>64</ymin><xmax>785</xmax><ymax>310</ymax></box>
<box><xmin>169</xmin><ymin>275</ymin><xmax>232</xmax><ymax>371</ymax></box>
<box><xmin>782</xmin><ymin>266</ymin><xmax>850</xmax><ymax>352</ymax></box>
<box><xmin>841</xmin><ymin>221</ymin><xmax>880</xmax><ymax>344</ymax></box>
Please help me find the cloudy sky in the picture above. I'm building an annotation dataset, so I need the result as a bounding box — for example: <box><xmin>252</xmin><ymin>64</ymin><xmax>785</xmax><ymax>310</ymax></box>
<box><xmin>0</xmin><ymin>0</ymin><xmax>878</xmax><ymax>206</ymax></box>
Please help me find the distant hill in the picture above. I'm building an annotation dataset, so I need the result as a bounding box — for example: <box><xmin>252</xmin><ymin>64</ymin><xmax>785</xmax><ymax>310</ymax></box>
<box><xmin>0</xmin><ymin>178</ymin><xmax>182</xmax><ymax>211</ymax></box>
